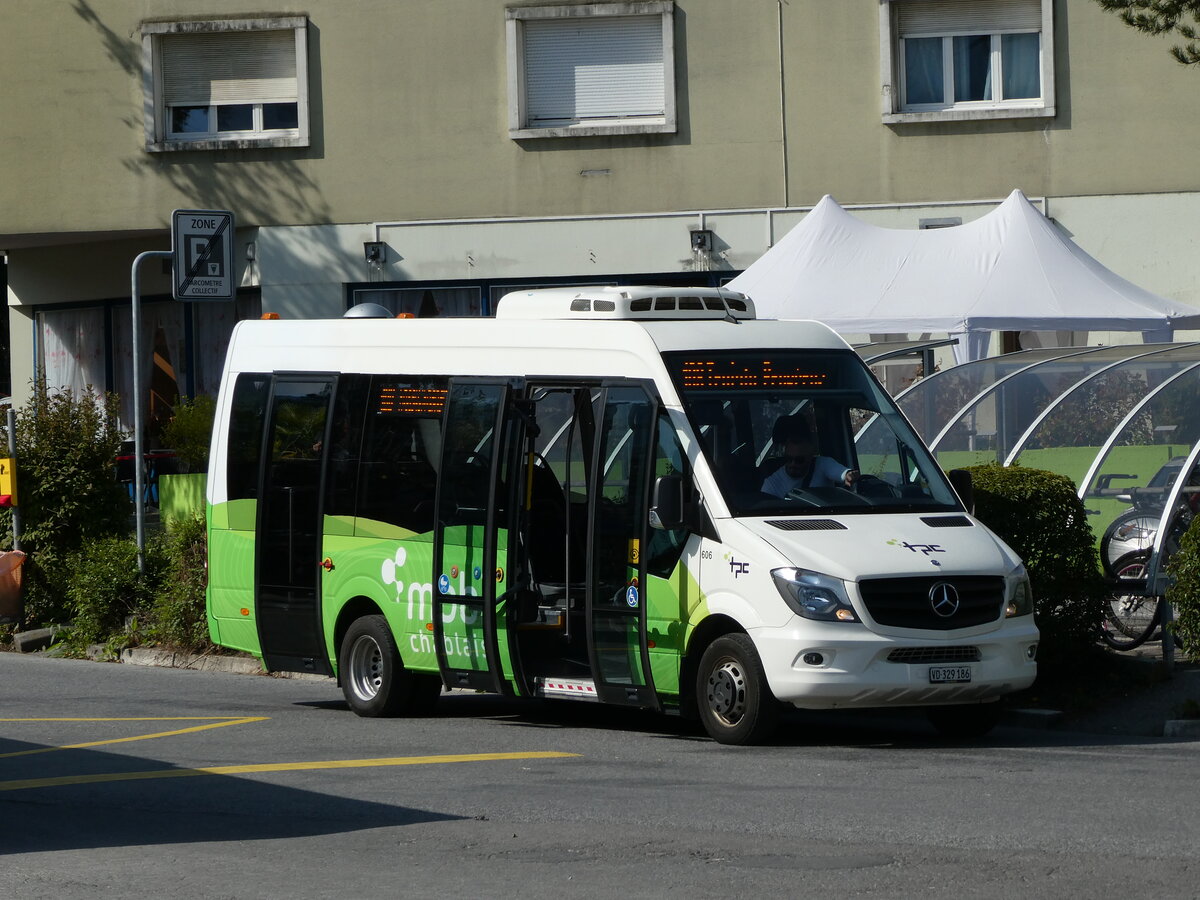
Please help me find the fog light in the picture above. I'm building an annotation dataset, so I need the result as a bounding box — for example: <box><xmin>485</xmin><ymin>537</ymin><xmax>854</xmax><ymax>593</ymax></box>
<box><xmin>1026</xmin><ymin>643</ymin><xmax>1038</xmax><ymax>660</ymax></box>
<box><xmin>802</xmin><ymin>652</ymin><xmax>824</xmax><ymax>666</ymax></box>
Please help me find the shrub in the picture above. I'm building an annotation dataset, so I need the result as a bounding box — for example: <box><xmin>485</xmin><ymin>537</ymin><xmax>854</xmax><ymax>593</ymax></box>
<box><xmin>160</xmin><ymin>395</ymin><xmax>215</xmax><ymax>474</ymax></box>
<box><xmin>966</xmin><ymin>463</ymin><xmax>1106</xmax><ymax>666</ymax></box>
<box><xmin>1167</xmin><ymin>513</ymin><xmax>1200</xmax><ymax>662</ymax></box>
<box><xmin>146</xmin><ymin>513</ymin><xmax>212</xmax><ymax>652</ymax></box>
<box><xmin>63</xmin><ymin>535</ymin><xmax>165</xmax><ymax>649</ymax></box>
<box><xmin>0</xmin><ymin>382</ymin><xmax>131</xmax><ymax>627</ymax></box>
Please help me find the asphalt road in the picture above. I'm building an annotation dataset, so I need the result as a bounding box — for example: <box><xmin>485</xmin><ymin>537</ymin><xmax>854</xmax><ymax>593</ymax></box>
<box><xmin>2</xmin><ymin>652</ymin><xmax>1198</xmax><ymax>899</ymax></box>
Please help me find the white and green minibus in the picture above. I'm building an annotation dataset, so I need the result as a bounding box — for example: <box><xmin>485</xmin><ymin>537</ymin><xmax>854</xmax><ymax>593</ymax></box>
<box><xmin>205</xmin><ymin>286</ymin><xmax>1037</xmax><ymax>744</ymax></box>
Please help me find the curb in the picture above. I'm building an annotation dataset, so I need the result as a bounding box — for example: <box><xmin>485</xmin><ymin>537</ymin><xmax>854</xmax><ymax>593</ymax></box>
<box><xmin>1163</xmin><ymin>719</ymin><xmax>1200</xmax><ymax>739</ymax></box>
<box><xmin>120</xmin><ymin>647</ymin><xmax>332</xmax><ymax>681</ymax></box>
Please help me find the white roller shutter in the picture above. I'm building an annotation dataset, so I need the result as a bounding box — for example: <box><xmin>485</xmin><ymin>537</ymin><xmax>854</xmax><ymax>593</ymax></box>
<box><xmin>524</xmin><ymin>16</ymin><xmax>664</xmax><ymax>123</ymax></box>
<box><xmin>162</xmin><ymin>30</ymin><xmax>297</xmax><ymax>104</ymax></box>
<box><xmin>897</xmin><ymin>0</ymin><xmax>1041</xmax><ymax>36</ymax></box>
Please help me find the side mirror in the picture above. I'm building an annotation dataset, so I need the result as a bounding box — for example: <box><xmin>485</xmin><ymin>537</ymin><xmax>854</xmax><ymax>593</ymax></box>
<box><xmin>650</xmin><ymin>474</ymin><xmax>684</xmax><ymax>531</ymax></box>
<box><xmin>947</xmin><ymin>469</ymin><xmax>974</xmax><ymax>515</ymax></box>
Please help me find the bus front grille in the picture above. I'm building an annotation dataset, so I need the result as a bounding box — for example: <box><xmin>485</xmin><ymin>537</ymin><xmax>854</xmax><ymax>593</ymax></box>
<box><xmin>857</xmin><ymin>576</ymin><xmax>1005</xmax><ymax>630</ymax></box>
<box><xmin>886</xmin><ymin>646</ymin><xmax>981</xmax><ymax>664</ymax></box>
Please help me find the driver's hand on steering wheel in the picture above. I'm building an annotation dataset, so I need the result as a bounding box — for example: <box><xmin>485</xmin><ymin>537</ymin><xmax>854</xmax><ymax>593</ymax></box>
<box><xmin>843</xmin><ymin>468</ymin><xmax>859</xmax><ymax>489</ymax></box>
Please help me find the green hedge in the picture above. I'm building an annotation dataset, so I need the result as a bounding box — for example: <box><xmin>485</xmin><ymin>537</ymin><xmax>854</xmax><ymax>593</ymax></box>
<box><xmin>966</xmin><ymin>463</ymin><xmax>1105</xmax><ymax>665</ymax></box>
<box><xmin>0</xmin><ymin>383</ymin><xmax>131</xmax><ymax>628</ymax></box>
<box><xmin>1167</xmin><ymin>514</ymin><xmax>1200</xmax><ymax>661</ymax></box>
<box><xmin>147</xmin><ymin>513</ymin><xmax>212</xmax><ymax>652</ymax></box>
<box><xmin>64</xmin><ymin>536</ymin><xmax>164</xmax><ymax>649</ymax></box>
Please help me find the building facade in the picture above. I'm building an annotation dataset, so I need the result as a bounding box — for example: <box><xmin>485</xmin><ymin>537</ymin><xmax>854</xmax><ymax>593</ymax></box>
<box><xmin>2</xmin><ymin>0</ymin><xmax>1198</xmax><ymax>430</ymax></box>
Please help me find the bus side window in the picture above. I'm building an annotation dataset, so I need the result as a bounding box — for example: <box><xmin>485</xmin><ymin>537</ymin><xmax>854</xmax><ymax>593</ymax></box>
<box><xmin>227</xmin><ymin>373</ymin><xmax>271</xmax><ymax>503</ymax></box>
<box><xmin>645</xmin><ymin>415</ymin><xmax>690</xmax><ymax>578</ymax></box>
<box><xmin>323</xmin><ymin>375</ymin><xmax>369</xmax><ymax>519</ymax></box>
<box><xmin>356</xmin><ymin>377</ymin><xmax>444</xmax><ymax>534</ymax></box>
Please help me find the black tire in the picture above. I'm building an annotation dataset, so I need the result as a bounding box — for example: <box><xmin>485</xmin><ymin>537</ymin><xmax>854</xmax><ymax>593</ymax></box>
<box><xmin>1101</xmin><ymin>554</ymin><xmax>1160</xmax><ymax>651</ymax></box>
<box><xmin>695</xmin><ymin>633</ymin><xmax>779</xmax><ymax>745</ymax></box>
<box><xmin>339</xmin><ymin>614</ymin><xmax>433</xmax><ymax>717</ymax></box>
<box><xmin>926</xmin><ymin>701</ymin><xmax>1002</xmax><ymax>739</ymax></box>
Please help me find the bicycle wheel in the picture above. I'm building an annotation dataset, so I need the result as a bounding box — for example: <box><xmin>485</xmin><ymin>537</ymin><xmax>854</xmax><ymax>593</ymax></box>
<box><xmin>1101</xmin><ymin>554</ymin><xmax>1160</xmax><ymax>651</ymax></box>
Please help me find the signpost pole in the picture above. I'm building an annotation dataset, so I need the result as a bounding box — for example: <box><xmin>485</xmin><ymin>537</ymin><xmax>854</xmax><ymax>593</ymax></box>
<box><xmin>129</xmin><ymin>210</ymin><xmax>233</xmax><ymax>574</ymax></box>
<box><xmin>130</xmin><ymin>250</ymin><xmax>173</xmax><ymax>573</ymax></box>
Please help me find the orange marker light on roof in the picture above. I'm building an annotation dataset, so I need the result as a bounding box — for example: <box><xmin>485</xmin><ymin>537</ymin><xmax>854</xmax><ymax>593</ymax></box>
<box><xmin>396</xmin><ymin>312</ymin><xmax>415</xmax><ymax>319</ymax></box>
<box><xmin>261</xmin><ymin>312</ymin><xmax>280</xmax><ymax>320</ymax></box>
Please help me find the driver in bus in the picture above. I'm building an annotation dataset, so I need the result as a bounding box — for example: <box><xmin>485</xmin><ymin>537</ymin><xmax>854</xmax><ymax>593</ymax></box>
<box><xmin>761</xmin><ymin>414</ymin><xmax>858</xmax><ymax>497</ymax></box>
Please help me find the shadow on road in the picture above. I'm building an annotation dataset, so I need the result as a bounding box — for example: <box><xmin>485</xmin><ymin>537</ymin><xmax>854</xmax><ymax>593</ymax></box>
<box><xmin>355</xmin><ymin>690</ymin><xmax>1198</xmax><ymax>750</ymax></box>
<box><xmin>0</xmin><ymin>736</ymin><xmax>461</xmax><ymax>855</ymax></box>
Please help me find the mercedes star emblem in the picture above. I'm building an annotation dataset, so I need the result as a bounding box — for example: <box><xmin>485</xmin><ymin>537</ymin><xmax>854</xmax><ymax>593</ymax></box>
<box><xmin>929</xmin><ymin>581</ymin><xmax>960</xmax><ymax>618</ymax></box>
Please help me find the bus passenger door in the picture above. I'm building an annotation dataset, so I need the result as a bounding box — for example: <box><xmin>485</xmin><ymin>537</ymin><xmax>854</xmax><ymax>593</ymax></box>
<box><xmin>432</xmin><ymin>379</ymin><xmax>516</xmax><ymax>693</ymax></box>
<box><xmin>255</xmin><ymin>376</ymin><xmax>335</xmax><ymax>675</ymax></box>
<box><xmin>587</xmin><ymin>384</ymin><xmax>660</xmax><ymax>709</ymax></box>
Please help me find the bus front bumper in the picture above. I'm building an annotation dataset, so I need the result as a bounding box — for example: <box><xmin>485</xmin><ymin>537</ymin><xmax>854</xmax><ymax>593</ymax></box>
<box><xmin>751</xmin><ymin>618</ymin><xmax>1039</xmax><ymax>710</ymax></box>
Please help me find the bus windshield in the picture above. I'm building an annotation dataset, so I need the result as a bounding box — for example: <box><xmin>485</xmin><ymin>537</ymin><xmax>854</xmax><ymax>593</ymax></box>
<box><xmin>663</xmin><ymin>349</ymin><xmax>961</xmax><ymax>516</ymax></box>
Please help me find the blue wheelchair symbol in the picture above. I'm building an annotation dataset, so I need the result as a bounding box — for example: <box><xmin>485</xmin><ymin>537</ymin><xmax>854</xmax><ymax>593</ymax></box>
<box><xmin>626</xmin><ymin>585</ymin><xmax>639</xmax><ymax>608</ymax></box>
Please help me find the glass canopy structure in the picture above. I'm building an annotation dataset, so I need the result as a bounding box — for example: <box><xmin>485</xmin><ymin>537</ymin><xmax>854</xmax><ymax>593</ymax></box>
<box><xmin>861</xmin><ymin>342</ymin><xmax>1200</xmax><ymax>599</ymax></box>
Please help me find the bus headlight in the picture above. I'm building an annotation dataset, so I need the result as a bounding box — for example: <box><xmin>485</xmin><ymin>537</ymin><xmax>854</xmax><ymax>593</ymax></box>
<box><xmin>1005</xmin><ymin>565</ymin><xmax>1034</xmax><ymax>618</ymax></box>
<box><xmin>772</xmin><ymin>568</ymin><xmax>859</xmax><ymax>623</ymax></box>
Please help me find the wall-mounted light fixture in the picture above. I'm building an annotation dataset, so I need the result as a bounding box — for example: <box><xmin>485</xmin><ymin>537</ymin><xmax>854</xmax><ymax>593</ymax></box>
<box><xmin>690</xmin><ymin>229</ymin><xmax>714</xmax><ymax>252</ymax></box>
<box><xmin>363</xmin><ymin>241</ymin><xmax>385</xmax><ymax>265</ymax></box>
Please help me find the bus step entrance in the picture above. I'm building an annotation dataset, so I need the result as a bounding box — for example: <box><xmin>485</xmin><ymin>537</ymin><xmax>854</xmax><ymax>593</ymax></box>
<box><xmin>535</xmin><ymin>677</ymin><xmax>600</xmax><ymax>702</ymax></box>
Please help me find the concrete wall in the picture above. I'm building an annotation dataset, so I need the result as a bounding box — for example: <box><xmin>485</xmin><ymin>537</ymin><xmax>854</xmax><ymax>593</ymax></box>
<box><xmin>3</xmin><ymin>0</ymin><xmax>1200</xmax><ymax>401</ymax></box>
<box><xmin>4</xmin><ymin>1</ymin><xmax>1199</xmax><ymax>238</ymax></box>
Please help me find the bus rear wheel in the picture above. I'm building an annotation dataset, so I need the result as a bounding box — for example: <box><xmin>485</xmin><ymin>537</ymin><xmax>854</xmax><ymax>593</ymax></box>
<box><xmin>339</xmin><ymin>615</ymin><xmax>436</xmax><ymax>717</ymax></box>
<box><xmin>696</xmin><ymin>634</ymin><xmax>779</xmax><ymax>745</ymax></box>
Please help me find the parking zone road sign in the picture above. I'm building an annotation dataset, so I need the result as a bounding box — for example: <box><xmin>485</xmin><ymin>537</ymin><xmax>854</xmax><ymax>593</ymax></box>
<box><xmin>172</xmin><ymin>209</ymin><xmax>235</xmax><ymax>300</ymax></box>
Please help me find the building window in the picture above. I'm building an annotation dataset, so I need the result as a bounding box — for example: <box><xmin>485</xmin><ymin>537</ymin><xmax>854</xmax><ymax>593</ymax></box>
<box><xmin>350</xmin><ymin>287</ymin><xmax>483</xmax><ymax>318</ymax></box>
<box><xmin>880</xmin><ymin>0</ymin><xmax>1054</xmax><ymax>124</ymax></box>
<box><xmin>142</xmin><ymin>17</ymin><xmax>309</xmax><ymax>152</ymax></box>
<box><xmin>506</xmin><ymin>2</ymin><xmax>676</xmax><ymax>139</ymax></box>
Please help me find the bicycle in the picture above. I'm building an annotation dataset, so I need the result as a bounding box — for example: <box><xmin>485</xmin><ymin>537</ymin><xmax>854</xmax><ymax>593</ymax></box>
<box><xmin>1100</xmin><ymin>551</ymin><xmax>1160</xmax><ymax>651</ymax></box>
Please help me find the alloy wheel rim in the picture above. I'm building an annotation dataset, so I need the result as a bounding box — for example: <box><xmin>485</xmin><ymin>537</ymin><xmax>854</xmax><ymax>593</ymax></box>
<box><xmin>348</xmin><ymin>635</ymin><xmax>384</xmax><ymax>702</ymax></box>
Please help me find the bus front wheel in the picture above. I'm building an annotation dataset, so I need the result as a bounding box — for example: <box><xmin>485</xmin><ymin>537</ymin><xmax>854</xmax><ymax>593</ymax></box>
<box><xmin>339</xmin><ymin>615</ymin><xmax>428</xmax><ymax>717</ymax></box>
<box><xmin>696</xmin><ymin>634</ymin><xmax>779</xmax><ymax>745</ymax></box>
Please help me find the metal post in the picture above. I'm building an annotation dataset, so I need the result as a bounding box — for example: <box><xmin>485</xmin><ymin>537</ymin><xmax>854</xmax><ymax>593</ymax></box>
<box><xmin>130</xmin><ymin>250</ymin><xmax>173</xmax><ymax>572</ymax></box>
<box><xmin>1162</xmin><ymin>598</ymin><xmax>1175</xmax><ymax>671</ymax></box>
<box><xmin>6</xmin><ymin>408</ymin><xmax>22</xmax><ymax>552</ymax></box>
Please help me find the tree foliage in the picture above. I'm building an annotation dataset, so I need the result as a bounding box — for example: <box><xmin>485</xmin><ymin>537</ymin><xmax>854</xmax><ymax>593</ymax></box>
<box><xmin>1095</xmin><ymin>1</ymin><xmax>1200</xmax><ymax>65</ymax></box>
<box><xmin>160</xmin><ymin>394</ymin><xmax>216</xmax><ymax>473</ymax></box>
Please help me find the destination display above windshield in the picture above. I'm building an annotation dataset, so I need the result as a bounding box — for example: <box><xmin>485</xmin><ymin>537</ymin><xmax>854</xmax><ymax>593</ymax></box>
<box><xmin>672</xmin><ymin>356</ymin><xmax>831</xmax><ymax>390</ymax></box>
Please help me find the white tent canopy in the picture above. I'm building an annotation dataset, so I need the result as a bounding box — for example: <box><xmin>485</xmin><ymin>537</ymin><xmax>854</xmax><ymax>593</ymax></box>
<box><xmin>727</xmin><ymin>189</ymin><xmax>1200</xmax><ymax>361</ymax></box>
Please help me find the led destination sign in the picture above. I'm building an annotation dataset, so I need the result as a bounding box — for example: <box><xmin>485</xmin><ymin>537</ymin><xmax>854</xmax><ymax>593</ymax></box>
<box><xmin>675</xmin><ymin>357</ymin><xmax>831</xmax><ymax>391</ymax></box>
<box><xmin>375</xmin><ymin>385</ymin><xmax>448</xmax><ymax>416</ymax></box>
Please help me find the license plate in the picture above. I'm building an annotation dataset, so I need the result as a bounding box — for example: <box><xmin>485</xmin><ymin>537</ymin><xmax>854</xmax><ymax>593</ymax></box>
<box><xmin>928</xmin><ymin>665</ymin><xmax>972</xmax><ymax>684</ymax></box>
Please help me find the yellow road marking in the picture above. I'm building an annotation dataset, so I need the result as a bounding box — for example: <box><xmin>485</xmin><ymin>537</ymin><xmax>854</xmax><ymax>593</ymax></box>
<box><xmin>0</xmin><ymin>717</ymin><xmax>268</xmax><ymax>758</ymax></box>
<box><xmin>0</xmin><ymin>751</ymin><xmax>579</xmax><ymax>792</ymax></box>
